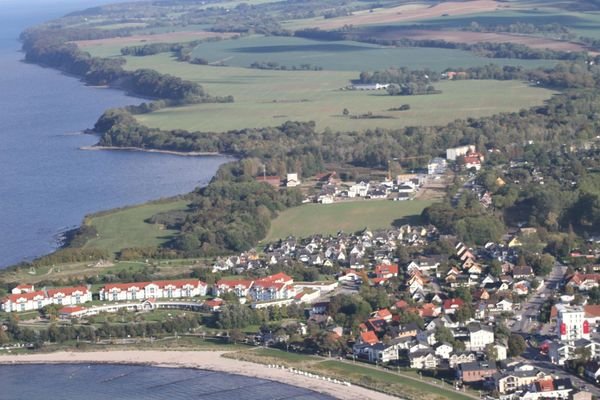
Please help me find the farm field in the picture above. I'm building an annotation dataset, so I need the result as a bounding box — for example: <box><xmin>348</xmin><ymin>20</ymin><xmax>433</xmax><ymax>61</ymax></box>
<box><xmin>77</xmin><ymin>31</ymin><xmax>236</xmax><ymax>58</ymax></box>
<box><xmin>133</xmin><ymin>73</ymin><xmax>555</xmax><ymax>132</ymax></box>
<box><xmin>282</xmin><ymin>0</ymin><xmax>500</xmax><ymax>30</ymax></box>
<box><xmin>263</xmin><ymin>200</ymin><xmax>433</xmax><ymax>242</ymax></box>
<box><xmin>82</xmin><ymin>199</ymin><xmax>190</xmax><ymax>254</ymax></box>
<box><xmin>379</xmin><ymin>7</ymin><xmax>600</xmax><ymax>39</ymax></box>
<box><xmin>188</xmin><ymin>35</ymin><xmax>554</xmax><ymax>71</ymax></box>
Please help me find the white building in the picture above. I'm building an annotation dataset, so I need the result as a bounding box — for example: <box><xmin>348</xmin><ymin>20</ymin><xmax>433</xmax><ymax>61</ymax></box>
<box><xmin>250</xmin><ymin>273</ymin><xmax>296</xmax><ymax>302</ymax></box>
<box><xmin>1</xmin><ymin>284</ymin><xmax>92</xmax><ymax>313</ymax></box>
<box><xmin>100</xmin><ymin>280</ymin><xmax>207</xmax><ymax>302</ymax></box>
<box><xmin>556</xmin><ymin>304</ymin><xmax>590</xmax><ymax>341</ymax></box>
<box><xmin>348</xmin><ymin>181</ymin><xmax>369</xmax><ymax>197</ymax></box>
<box><xmin>446</xmin><ymin>145</ymin><xmax>476</xmax><ymax>161</ymax></box>
<box><xmin>286</xmin><ymin>173</ymin><xmax>300</xmax><ymax>187</ymax></box>
<box><xmin>467</xmin><ymin>324</ymin><xmax>495</xmax><ymax>351</ymax></box>
<box><xmin>428</xmin><ymin>157</ymin><xmax>447</xmax><ymax>175</ymax></box>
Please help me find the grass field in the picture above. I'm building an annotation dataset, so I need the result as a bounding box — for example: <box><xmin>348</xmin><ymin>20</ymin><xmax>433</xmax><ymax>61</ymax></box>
<box><xmin>313</xmin><ymin>361</ymin><xmax>474</xmax><ymax>400</ymax></box>
<box><xmin>188</xmin><ymin>35</ymin><xmax>554</xmax><ymax>71</ymax></box>
<box><xmin>82</xmin><ymin>200</ymin><xmax>190</xmax><ymax>254</ymax></box>
<box><xmin>264</xmin><ymin>200</ymin><xmax>433</xmax><ymax>241</ymax></box>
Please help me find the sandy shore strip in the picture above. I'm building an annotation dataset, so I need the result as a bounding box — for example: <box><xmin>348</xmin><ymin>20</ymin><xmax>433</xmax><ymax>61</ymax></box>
<box><xmin>80</xmin><ymin>145</ymin><xmax>221</xmax><ymax>157</ymax></box>
<box><xmin>0</xmin><ymin>350</ymin><xmax>401</xmax><ymax>400</ymax></box>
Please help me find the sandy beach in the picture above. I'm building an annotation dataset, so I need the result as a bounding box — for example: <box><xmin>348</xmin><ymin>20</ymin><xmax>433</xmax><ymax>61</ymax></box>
<box><xmin>0</xmin><ymin>350</ymin><xmax>400</xmax><ymax>400</ymax></box>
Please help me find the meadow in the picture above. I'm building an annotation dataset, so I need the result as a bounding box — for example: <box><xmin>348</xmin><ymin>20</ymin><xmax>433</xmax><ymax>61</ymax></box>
<box><xmin>122</xmin><ymin>53</ymin><xmax>555</xmax><ymax>132</ymax></box>
<box><xmin>263</xmin><ymin>200</ymin><xmax>433</xmax><ymax>242</ymax></box>
<box><xmin>82</xmin><ymin>199</ymin><xmax>190</xmax><ymax>254</ymax></box>
<box><xmin>188</xmin><ymin>35</ymin><xmax>554</xmax><ymax>71</ymax></box>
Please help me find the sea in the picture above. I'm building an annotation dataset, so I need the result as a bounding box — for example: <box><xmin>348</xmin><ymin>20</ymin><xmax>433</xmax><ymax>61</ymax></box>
<box><xmin>0</xmin><ymin>0</ymin><xmax>232</xmax><ymax>268</ymax></box>
<box><xmin>0</xmin><ymin>364</ymin><xmax>335</xmax><ymax>399</ymax></box>
<box><xmin>0</xmin><ymin>2</ymin><xmax>334</xmax><ymax>399</ymax></box>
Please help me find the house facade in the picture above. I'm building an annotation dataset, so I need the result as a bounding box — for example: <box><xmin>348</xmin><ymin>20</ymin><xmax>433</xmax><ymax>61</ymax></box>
<box><xmin>100</xmin><ymin>280</ymin><xmax>207</xmax><ymax>301</ymax></box>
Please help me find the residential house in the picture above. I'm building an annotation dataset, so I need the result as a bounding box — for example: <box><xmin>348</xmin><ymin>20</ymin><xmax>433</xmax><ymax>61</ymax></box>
<box><xmin>409</xmin><ymin>350</ymin><xmax>439</xmax><ymax>369</ymax></box>
<box><xmin>47</xmin><ymin>286</ymin><xmax>92</xmax><ymax>306</ymax></box>
<box><xmin>458</xmin><ymin>361</ymin><xmax>497</xmax><ymax>383</ymax></box>
<box><xmin>520</xmin><ymin>377</ymin><xmax>573</xmax><ymax>400</ymax></box>
<box><xmin>434</xmin><ymin>342</ymin><xmax>453</xmax><ymax>359</ymax></box>
<box><xmin>448</xmin><ymin>352</ymin><xmax>477</xmax><ymax>368</ymax></box>
<box><xmin>467</xmin><ymin>323</ymin><xmax>495</xmax><ymax>351</ymax></box>
<box><xmin>214</xmin><ymin>279</ymin><xmax>254</xmax><ymax>298</ymax></box>
<box><xmin>428</xmin><ymin>157</ymin><xmax>447</xmax><ymax>175</ymax></box>
<box><xmin>494</xmin><ymin>365</ymin><xmax>546</xmax><ymax>394</ymax></box>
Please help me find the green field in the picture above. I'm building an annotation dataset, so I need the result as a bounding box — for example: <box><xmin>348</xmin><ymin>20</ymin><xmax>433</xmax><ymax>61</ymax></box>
<box><xmin>82</xmin><ymin>200</ymin><xmax>189</xmax><ymax>254</ymax></box>
<box><xmin>264</xmin><ymin>200</ymin><xmax>433</xmax><ymax>241</ymax></box>
<box><xmin>313</xmin><ymin>361</ymin><xmax>474</xmax><ymax>400</ymax></box>
<box><xmin>123</xmin><ymin>53</ymin><xmax>555</xmax><ymax>132</ymax></box>
<box><xmin>189</xmin><ymin>35</ymin><xmax>554</xmax><ymax>71</ymax></box>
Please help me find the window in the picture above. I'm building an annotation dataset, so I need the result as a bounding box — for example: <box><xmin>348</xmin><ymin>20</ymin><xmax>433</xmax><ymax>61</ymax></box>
<box><xmin>112</xmin><ymin>292</ymin><xmax>118</xmax><ymax>302</ymax></box>
<box><xmin>20</xmin><ymin>303</ymin><xmax>25</xmax><ymax>311</ymax></box>
<box><xmin>167</xmin><ymin>288</ymin><xmax>173</xmax><ymax>298</ymax></box>
<box><xmin>75</xmin><ymin>295</ymin><xmax>81</xmax><ymax>304</ymax></box>
<box><xmin>131</xmin><ymin>289</ymin><xmax>137</xmax><ymax>300</ymax></box>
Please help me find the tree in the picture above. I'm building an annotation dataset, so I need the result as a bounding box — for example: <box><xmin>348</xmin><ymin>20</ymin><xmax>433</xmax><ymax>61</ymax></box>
<box><xmin>342</xmin><ymin>108</ymin><xmax>349</xmax><ymax>116</ymax></box>
<box><xmin>508</xmin><ymin>334</ymin><xmax>527</xmax><ymax>357</ymax></box>
<box><xmin>485</xmin><ymin>343</ymin><xmax>498</xmax><ymax>361</ymax></box>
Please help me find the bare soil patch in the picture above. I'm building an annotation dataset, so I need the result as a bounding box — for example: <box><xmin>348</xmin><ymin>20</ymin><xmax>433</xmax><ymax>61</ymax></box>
<box><xmin>304</xmin><ymin>0</ymin><xmax>500</xmax><ymax>30</ymax></box>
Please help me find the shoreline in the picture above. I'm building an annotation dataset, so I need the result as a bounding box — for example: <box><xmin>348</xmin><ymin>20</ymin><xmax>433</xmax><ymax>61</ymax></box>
<box><xmin>0</xmin><ymin>350</ymin><xmax>400</xmax><ymax>400</ymax></box>
<box><xmin>80</xmin><ymin>145</ymin><xmax>221</xmax><ymax>157</ymax></box>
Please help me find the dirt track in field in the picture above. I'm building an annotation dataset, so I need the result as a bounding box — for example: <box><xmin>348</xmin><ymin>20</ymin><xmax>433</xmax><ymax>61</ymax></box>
<box><xmin>301</xmin><ymin>0</ymin><xmax>500</xmax><ymax>30</ymax></box>
<box><xmin>75</xmin><ymin>31</ymin><xmax>237</xmax><ymax>47</ymax></box>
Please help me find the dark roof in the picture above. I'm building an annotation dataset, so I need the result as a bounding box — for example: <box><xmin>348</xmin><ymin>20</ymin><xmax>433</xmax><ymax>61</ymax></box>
<box><xmin>459</xmin><ymin>361</ymin><xmax>497</xmax><ymax>372</ymax></box>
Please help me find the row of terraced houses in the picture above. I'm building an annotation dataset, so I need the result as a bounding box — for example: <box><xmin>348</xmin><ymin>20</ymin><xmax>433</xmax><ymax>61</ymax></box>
<box><xmin>0</xmin><ymin>273</ymin><xmax>329</xmax><ymax>313</ymax></box>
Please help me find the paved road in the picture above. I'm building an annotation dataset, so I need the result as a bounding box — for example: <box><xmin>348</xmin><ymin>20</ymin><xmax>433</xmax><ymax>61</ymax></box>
<box><xmin>511</xmin><ymin>262</ymin><xmax>567</xmax><ymax>334</ymax></box>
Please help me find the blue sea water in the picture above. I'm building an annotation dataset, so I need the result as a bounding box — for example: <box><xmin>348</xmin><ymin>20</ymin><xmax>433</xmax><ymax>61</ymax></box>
<box><xmin>0</xmin><ymin>0</ymin><xmax>232</xmax><ymax>267</ymax></box>
<box><xmin>0</xmin><ymin>364</ymin><xmax>335</xmax><ymax>399</ymax></box>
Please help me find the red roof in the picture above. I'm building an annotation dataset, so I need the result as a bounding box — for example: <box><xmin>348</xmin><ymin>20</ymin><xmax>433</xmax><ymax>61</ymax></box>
<box><xmin>395</xmin><ymin>300</ymin><xmax>409</xmax><ymax>310</ymax></box>
<box><xmin>59</xmin><ymin>306</ymin><xmax>85</xmax><ymax>314</ymax></box>
<box><xmin>375</xmin><ymin>308</ymin><xmax>392</xmax><ymax>319</ymax></box>
<box><xmin>15</xmin><ymin>284</ymin><xmax>34</xmax><ymax>290</ymax></box>
<box><xmin>47</xmin><ymin>286</ymin><xmax>89</xmax><ymax>297</ymax></box>
<box><xmin>537</xmin><ymin>378</ymin><xmax>554</xmax><ymax>392</ymax></box>
<box><xmin>360</xmin><ymin>331</ymin><xmax>379</xmax><ymax>345</ymax></box>
<box><xmin>217</xmin><ymin>278</ymin><xmax>254</xmax><ymax>289</ymax></box>
<box><xmin>375</xmin><ymin>264</ymin><xmax>398</xmax><ymax>277</ymax></box>
<box><xmin>443</xmin><ymin>298</ymin><xmax>464</xmax><ymax>310</ymax></box>
<box><xmin>103</xmin><ymin>279</ymin><xmax>204</xmax><ymax>291</ymax></box>
<box><xmin>585</xmin><ymin>305</ymin><xmax>600</xmax><ymax>318</ymax></box>
<box><xmin>3</xmin><ymin>290</ymin><xmax>46</xmax><ymax>303</ymax></box>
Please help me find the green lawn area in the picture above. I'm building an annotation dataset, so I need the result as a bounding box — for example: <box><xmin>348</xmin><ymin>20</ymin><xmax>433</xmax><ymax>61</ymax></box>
<box><xmin>252</xmin><ymin>348</ymin><xmax>321</xmax><ymax>363</ymax></box>
<box><xmin>313</xmin><ymin>360</ymin><xmax>474</xmax><ymax>400</ymax></box>
<box><xmin>123</xmin><ymin>53</ymin><xmax>555</xmax><ymax>132</ymax></box>
<box><xmin>82</xmin><ymin>200</ymin><xmax>190</xmax><ymax>254</ymax></box>
<box><xmin>264</xmin><ymin>200</ymin><xmax>432</xmax><ymax>241</ymax></box>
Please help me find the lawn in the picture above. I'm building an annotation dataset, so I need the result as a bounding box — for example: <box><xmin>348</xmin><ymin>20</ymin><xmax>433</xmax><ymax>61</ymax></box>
<box><xmin>264</xmin><ymin>200</ymin><xmax>433</xmax><ymax>242</ymax></box>
<box><xmin>82</xmin><ymin>199</ymin><xmax>190</xmax><ymax>254</ymax></box>
<box><xmin>313</xmin><ymin>360</ymin><xmax>474</xmax><ymax>400</ymax></box>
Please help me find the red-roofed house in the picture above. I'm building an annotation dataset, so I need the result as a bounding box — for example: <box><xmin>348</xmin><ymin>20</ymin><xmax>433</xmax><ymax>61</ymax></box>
<box><xmin>47</xmin><ymin>286</ymin><xmax>92</xmax><ymax>306</ymax></box>
<box><xmin>567</xmin><ymin>272</ymin><xmax>600</xmax><ymax>291</ymax></box>
<box><xmin>204</xmin><ymin>298</ymin><xmax>224</xmax><ymax>311</ymax></box>
<box><xmin>100</xmin><ymin>280</ymin><xmax>207</xmax><ymax>301</ymax></box>
<box><xmin>250</xmin><ymin>273</ymin><xmax>295</xmax><ymax>302</ymax></box>
<box><xmin>443</xmin><ymin>298</ymin><xmax>464</xmax><ymax>314</ymax></box>
<box><xmin>11</xmin><ymin>284</ymin><xmax>35</xmax><ymax>294</ymax></box>
<box><xmin>360</xmin><ymin>330</ymin><xmax>379</xmax><ymax>345</ymax></box>
<box><xmin>1</xmin><ymin>290</ymin><xmax>49</xmax><ymax>312</ymax></box>
<box><xmin>59</xmin><ymin>306</ymin><xmax>87</xmax><ymax>319</ymax></box>
<box><xmin>372</xmin><ymin>308</ymin><xmax>393</xmax><ymax>322</ymax></box>
<box><xmin>214</xmin><ymin>279</ymin><xmax>254</xmax><ymax>298</ymax></box>
<box><xmin>375</xmin><ymin>264</ymin><xmax>399</xmax><ymax>279</ymax></box>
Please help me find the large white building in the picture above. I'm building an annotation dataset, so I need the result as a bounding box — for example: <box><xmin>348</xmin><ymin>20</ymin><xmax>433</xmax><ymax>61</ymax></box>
<box><xmin>1</xmin><ymin>285</ymin><xmax>92</xmax><ymax>313</ymax></box>
<box><xmin>467</xmin><ymin>323</ymin><xmax>495</xmax><ymax>351</ymax></box>
<box><xmin>556</xmin><ymin>304</ymin><xmax>590</xmax><ymax>341</ymax></box>
<box><xmin>446</xmin><ymin>145</ymin><xmax>476</xmax><ymax>161</ymax></box>
<box><xmin>428</xmin><ymin>157</ymin><xmax>447</xmax><ymax>175</ymax></box>
<box><xmin>99</xmin><ymin>279</ymin><xmax>207</xmax><ymax>302</ymax></box>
